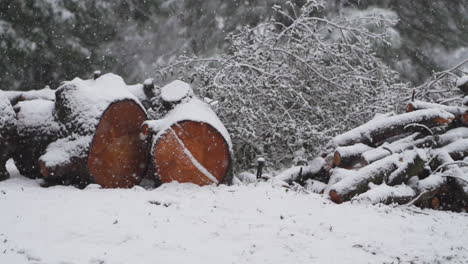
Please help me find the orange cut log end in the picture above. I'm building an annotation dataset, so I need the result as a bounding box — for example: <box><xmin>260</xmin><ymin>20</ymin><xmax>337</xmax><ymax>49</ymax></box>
<box><xmin>154</xmin><ymin>120</ymin><xmax>230</xmax><ymax>186</ymax></box>
<box><xmin>88</xmin><ymin>100</ymin><xmax>148</xmax><ymax>188</ymax></box>
<box><xmin>329</xmin><ymin>190</ymin><xmax>344</xmax><ymax>204</ymax></box>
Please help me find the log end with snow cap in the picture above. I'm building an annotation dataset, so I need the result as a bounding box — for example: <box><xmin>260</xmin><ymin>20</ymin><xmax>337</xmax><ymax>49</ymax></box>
<box><xmin>147</xmin><ymin>86</ymin><xmax>232</xmax><ymax>186</ymax></box>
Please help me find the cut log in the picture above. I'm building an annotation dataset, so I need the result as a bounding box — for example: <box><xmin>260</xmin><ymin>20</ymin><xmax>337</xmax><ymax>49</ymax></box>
<box><xmin>442</xmin><ymin>138</ymin><xmax>468</xmax><ymax>161</ymax></box>
<box><xmin>352</xmin><ymin>183</ymin><xmax>416</xmax><ymax>205</ymax></box>
<box><xmin>407</xmin><ymin>100</ymin><xmax>468</xmax><ymax>126</ymax></box>
<box><xmin>361</xmin><ymin>127</ymin><xmax>468</xmax><ymax>166</ymax></box>
<box><xmin>12</xmin><ymin>99</ymin><xmax>64</xmax><ymax>178</ymax></box>
<box><xmin>334</xmin><ymin>143</ymin><xmax>373</xmax><ymax>168</ymax></box>
<box><xmin>329</xmin><ymin>149</ymin><xmax>427</xmax><ymax>204</ymax></box>
<box><xmin>0</xmin><ymin>93</ymin><xmax>16</xmax><ymax>180</ymax></box>
<box><xmin>361</xmin><ymin>133</ymin><xmax>423</xmax><ymax>165</ymax></box>
<box><xmin>406</xmin><ymin>100</ymin><xmax>464</xmax><ymax>117</ymax></box>
<box><xmin>386</xmin><ymin>149</ymin><xmax>427</xmax><ymax>186</ymax></box>
<box><xmin>429</xmin><ymin>149</ymin><xmax>468</xmax><ymax>205</ymax></box>
<box><xmin>329</xmin><ymin>109</ymin><xmax>454</xmax><ymax>148</ymax></box>
<box><xmin>39</xmin><ymin>73</ymin><xmax>148</xmax><ymax>188</ymax></box>
<box><xmin>145</xmin><ymin>81</ymin><xmax>232</xmax><ymax>186</ymax></box>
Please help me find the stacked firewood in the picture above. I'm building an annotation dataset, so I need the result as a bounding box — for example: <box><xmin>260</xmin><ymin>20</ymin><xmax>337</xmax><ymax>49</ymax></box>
<box><xmin>280</xmin><ymin>77</ymin><xmax>468</xmax><ymax>212</ymax></box>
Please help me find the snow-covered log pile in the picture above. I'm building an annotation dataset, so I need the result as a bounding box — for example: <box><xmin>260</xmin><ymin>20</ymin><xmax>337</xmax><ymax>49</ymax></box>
<box><xmin>0</xmin><ymin>93</ymin><xmax>17</xmax><ymax>180</ymax></box>
<box><xmin>141</xmin><ymin>80</ymin><xmax>232</xmax><ymax>186</ymax></box>
<box><xmin>272</xmin><ymin>77</ymin><xmax>468</xmax><ymax>212</ymax></box>
<box><xmin>36</xmin><ymin>73</ymin><xmax>149</xmax><ymax>188</ymax></box>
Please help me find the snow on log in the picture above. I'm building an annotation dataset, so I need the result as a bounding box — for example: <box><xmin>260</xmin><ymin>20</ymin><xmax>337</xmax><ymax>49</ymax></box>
<box><xmin>430</xmin><ymin>149</ymin><xmax>468</xmax><ymax>203</ymax></box>
<box><xmin>304</xmin><ymin>179</ymin><xmax>327</xmax><ymax>194</ymax></box>
<box><xmin>0</xmin><ymin>93</ymin><xmax>16</xmax><ymax>180</ymax></box>
<box><xmin>126</xmin><ymin>78</ymin><xmax>158</xmax><ymax>110</ymax></box>
<box><xmin>329</xmin><ymin>152</ymin><xmax>406</xmax><ymax>204</ymax></box>
<box><xmin>361</xmin><ymin>133</ymin><xmax>423</xmax><ymax>165</ymax></box>
<box><xmin>12</xmin><ymin>99</ymin><xmax>63</xmax><ymax>178</ymax></box>
<box><xmin>406</xmin><ymin>100</ymin><xmax>464</xmax><ymax>116</ymax></box>
<box><xmin>323</xmin><ymin>168</ymin><xmax>355</xmax><ymax>197</ymax></box>
<box><xmin>160</xmin><ymin>80</ymin><xmax>194</xmax><ymax>110</ymax></box>
<box><xmin>411</xmin><ymin>174</ymin><xmax>447</xmax><ymax>207</ymax></box>
<box><xmin>4</xmin><ymin>87</ymin><xmax>55</xmax><ymax>106</ymax></box>
<box><xmin>352</xmin><ymin>183</ymin><xmax>415</xmax><ymax>205</ymax></box>
<box><xmin>39</xmin><ymin>73</ymin><xmax>148</xmax><ymax>188</ymax></box>
<box><xmin>456</xmin><ymin>75</ymin><xmax>468</xmax><ymax>95</ymax></box>
<box><xmin>275</xmin><ymin>157</ymin><xmax>331</xmax><ymax>184</ymax></box>
<box><xmin>442</xmin><ymin>138</ymin><xmax>468</xmax><ymax>161</ymax></box>
<box><xmin>329</xmin><ymin>109</ymin><xmax>455</xmax><ymax>148</ymax></box>
<box><xmin>144</xmin><ymin>81</ymin><xmax>231</xmax><ymax>186</ymax></box>
<box><xmin>386</xmin><ymin>149</ymin><xmax>427</xmax><ymax>186</ymax></box>
<box><xmin>334</xmin><ymin>143</ymin><xmax>373</xmax><ymax>168</ymax></box>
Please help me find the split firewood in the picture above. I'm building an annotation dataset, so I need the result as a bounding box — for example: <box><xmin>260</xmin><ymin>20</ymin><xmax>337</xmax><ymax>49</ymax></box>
<box><xmin>334</xmin><ymin>143</ymin><xmax>373</xmax><ymax>168</ymax></box>
<box><xmin>12</xmin><ymin>99</ymin><xmax>64</xmax><ymax>178</ymax></box>
<box><xmin>39</xmin><ymin>73</ymin><xmax>148</xmax><ymax>188</ymax></box>
<box><xmin>141</xmin><ymin>80</ymin><xmax>232</xmax><ymax>186</ymax></box>
<box><xmin>0</xmin><ymin>93</ymin><xmax>17</xmax><ymax>180</ymax></box>
<box><xmin>329</xmin><ymin>109</ymin><xmax>454</xmax><ymax>148</ymax></box>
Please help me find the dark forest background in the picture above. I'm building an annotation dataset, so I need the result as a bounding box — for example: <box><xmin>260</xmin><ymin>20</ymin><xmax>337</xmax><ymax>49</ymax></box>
<box><xmin>1</xmin><ymin>0</ymin><xmax>467</xmax><ymax>91</ymax></box>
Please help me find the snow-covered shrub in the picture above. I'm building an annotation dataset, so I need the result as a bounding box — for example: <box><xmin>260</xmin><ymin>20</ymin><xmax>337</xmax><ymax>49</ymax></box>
<box><xmin>156</xmin><ymin>1</ymin><xmax>408</xmax><ymax>171</ymax></box>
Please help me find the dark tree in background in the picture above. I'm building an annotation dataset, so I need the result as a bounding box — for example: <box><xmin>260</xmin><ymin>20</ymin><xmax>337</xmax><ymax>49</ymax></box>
<box><xmin>0</xmin><ymin>0</ymin><xmax>467</xmax><ymax>91</ymax></box>
<box><xmin>339</xmin><ymin>0</ymin><xmax>468</xmax><ymax>83</ymax></box>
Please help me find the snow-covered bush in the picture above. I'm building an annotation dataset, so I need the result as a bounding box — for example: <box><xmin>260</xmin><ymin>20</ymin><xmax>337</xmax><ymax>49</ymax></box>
<box><xmin>157</xmin><ymin>1</ymin><xmax>408</xmax><ymax>171</ymax></box>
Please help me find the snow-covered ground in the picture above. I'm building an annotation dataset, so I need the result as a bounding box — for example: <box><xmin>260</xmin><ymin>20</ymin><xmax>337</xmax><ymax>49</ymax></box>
<box><xmin>1</xmin><ymin>160</ymin><xmax>467</xmax><ymax>264</ymax></box>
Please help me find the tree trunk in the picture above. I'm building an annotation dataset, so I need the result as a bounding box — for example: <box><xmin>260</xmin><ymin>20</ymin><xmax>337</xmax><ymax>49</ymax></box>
<box><xmin>39</xmin><ymin>74</ymin><xmax>149</xmax><ymax>188</ymax></box>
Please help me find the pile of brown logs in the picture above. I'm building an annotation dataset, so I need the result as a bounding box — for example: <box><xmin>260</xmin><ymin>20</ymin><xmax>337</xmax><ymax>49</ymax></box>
<box><xmin>0</xmin><ymin>73</ymin><xmax>232</xmax><ymax>188</ymax></box>
<box><xmin>281</xmin><ymin>77</ymin><xmax>468</xmax><ymax>212</ymax></box>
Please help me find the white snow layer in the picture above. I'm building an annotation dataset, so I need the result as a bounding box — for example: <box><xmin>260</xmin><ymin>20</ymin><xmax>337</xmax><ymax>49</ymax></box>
<box><xmin>15</xmin><ymin>99</ymin><xmax>61</xmax><ymax>136</ymax></box>
<box><xmin>160</xmin><ymin>80</ymin><xmax>193</xmax><ymax>103</ymax></box>
<box><xmin>1</xmin><ymin>161</ymin><xmax>468</xmax><ymax>264</ymax></box>
<box><xmin>352</xmin><ymin>183</ymin><xmax>415</xmax><ymax>204</ymax></box>
<box><xmin>39</xmin><ymin>135</ymin><xmax>92</xmax><ymax>167</ymax></box>
<box><xmin>58</xmin><ymin>73</ymin><xmax>144</xmax><ymax>134</ymax></box>
<box><xmin>146</xmin><ymin>96</ymin><xmax>232</xmax><ymax>151</ymax></box>
<box><xmin>329</xmin><ymin>108</ymin><xmax>455</xmax><ymax>147</ymax></box>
